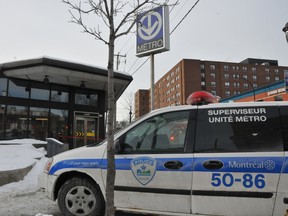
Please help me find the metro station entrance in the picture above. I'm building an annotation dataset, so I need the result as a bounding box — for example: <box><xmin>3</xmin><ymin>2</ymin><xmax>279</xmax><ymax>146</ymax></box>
<box><xmin>73</xmin><ymin>111</ymin><xmax>101</xmax><ymax>148</ymax></box>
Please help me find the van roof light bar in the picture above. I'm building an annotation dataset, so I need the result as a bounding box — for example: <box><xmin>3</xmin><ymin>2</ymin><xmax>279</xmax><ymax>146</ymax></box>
<box><xmin>186</xmin><ymin>91</ymin><xmax>217</xmax><ymax>105</ymax></box>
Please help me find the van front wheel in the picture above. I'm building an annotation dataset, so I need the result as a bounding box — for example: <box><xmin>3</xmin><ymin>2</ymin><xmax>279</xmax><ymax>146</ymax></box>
<box><xmin>58</xmin><ymin>177</ymin><xmax>105</xmax><ymax>216</ymax></box>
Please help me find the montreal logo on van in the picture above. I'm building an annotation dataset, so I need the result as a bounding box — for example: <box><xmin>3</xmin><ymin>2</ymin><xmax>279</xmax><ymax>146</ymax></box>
<box><xmin>228</xmin><ymin>160</ymin><xmax>276</xmax><ymax>171</ymax></box>
<box><xmin>130</xmin><ymin>157</ymin><xmax>157</xmax><ymax>185</ymax></box>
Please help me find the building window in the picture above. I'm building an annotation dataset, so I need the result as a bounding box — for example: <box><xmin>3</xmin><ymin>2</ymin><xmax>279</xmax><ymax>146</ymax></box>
<box><xmin>211</xmin><ymin>82</ymin><xmax>216</xmax><ymax>87</ymax></box>
<box><xmin>211</xmin><ymin>90</ymin><xmax>217</xmax><ymax>95</ymax></box>
<box><xmin>75</xmin><ymin>93</ymin><xmax>98</xmax><ymax>106</ymax></box>
<box><xmin>225</xmin><ymin>82</ymin><xmax>230</xmax><ymax>87</ymax></box>
<box><xmin>29</xmin><ymin>107</ymin><xmax>49</xmax><ymax>140</ymax></box>
<box><xmin>8</xmin><ymin>80</ymin><xmax>30</xmax><ymax>99</ymax></box>
<box><xmin>224</xmin><ymin>65</ymin><xmax>229</xmax><ymax>71</ymax></box>
<box><xmin>200</xmin><ymin>64</ymin><xmax>205</xmax><ymax>70</ymax></box>
<box><xmin>274</xmin><ymin>95</ymin><xmax>283</xmax><ymax>101</ymax></box>
<box><xmin>242</xmin><ymin>66</ymin><xmax>247</xmax><ymax>72</ymax></box>
<box><xmin>252</xmin><ymin>67</ymin><xmax>256</xmax><ymax>73</ymax></box>
<box><xmin>49</xmin><ymin>109</ymin><xmax>68</xmax><ymax>140</ymax></box>
<box><xmin>266</xmin><ymin>76</ymin><xmax>270</xmax><ymax>81</ymax></box>
<box><xmin>211</xmin><ymin>73</ymin><xmax>216</xmax><ymax>78</ymax></box>
<box><xmin>243</xmin><ymin>75</ymin><xmax>248</xmax><ymax>79</ymax></box>
<box><xmin>253</xmin><ymin>75</ymin><xmax>257</xmax><ymax>81</ymax></box>
<box><xmin>253</xmin><ymin>84</ymin><xmax>258</xmax><ymax>88</ymax></box>
<box><xmin>201</xmin><ymin>73</ymin><xmax>205</xmax><ymax>78</ymax></box>
<box><xmin>0</xmin><ymin>78</ymin><xmax>8</xmax><ymax>97</ymax></box>
<box><xmin>233</xmin><ymin>82</ymin><xmax>240</xmax><ymax>88</ymax></box>
<box><xmin>234</xmin><ymin>91</ymin><xmax>240</xmax><ymax>95</ymax></box>
<box><xmin>275</xmin><ymin>77</ymin><xmax>280</xmax><ymax>81</ymax></box>
<box><xmin>201</xmin><ymin>81</ymin><xmax>206</xmax><ymax>86</ymax></box>
<box><xmin>6</xmin><ymin>105</ymin><xmax>28</xmax><ymax>139</ymax></box>
<box><xmin>244</xmin><ymin>83</ymin><xmax>248</xmax><ymax>88</ymax></box>
<box><xmin>275</xmin><ymin>69</ymin><xmax>279</xmax><ymax>74</ymax></box>
<box><xmin>224</xmin><ymin>73</ymin><xmax>229</xmax><ymax>79</ymax></box>
<box><xmin>210</xmin><ymin>65</ymin><xmax>215</xmax><ymax>70</ymax></box>
<box><xmin>265</xmin><ymin>68</ymin><xmax>270</xmax><ymax>74</ymax></box>
<box><xmin>31</xmin><ymin>87</ymin><xmax>50</xmax><ymax>101</ymax></box>
<box><xmin>225</xmin><ymin>91</ymin><xmax>230</xmax><ymax>96</ymax></box>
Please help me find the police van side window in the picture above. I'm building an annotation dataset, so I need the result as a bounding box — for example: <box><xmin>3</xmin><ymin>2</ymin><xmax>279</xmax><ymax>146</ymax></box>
<box><xmin>121</xmin><ymin>111</ymin><xmax>190</xmax><ymax>154</ymax></box>
<box><xmin>194</xmin><ymin>106</ymin><xmax>283</xmax><ymax>152</ymax></box>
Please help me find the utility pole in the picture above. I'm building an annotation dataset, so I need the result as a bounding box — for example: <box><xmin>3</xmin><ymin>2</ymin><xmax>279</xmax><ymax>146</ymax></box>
<box><xmin>114</xmin><ymin>53</ymin><xmax>127</xmax><ymax>130</ymax></box>
<box><xmin>114</xmin><ymin>53</ymin><xmax>127</xmax><ymax>70</ymax></box>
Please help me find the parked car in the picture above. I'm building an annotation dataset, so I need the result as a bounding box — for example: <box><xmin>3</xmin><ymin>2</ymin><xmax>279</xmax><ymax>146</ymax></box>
<box><xmin>39</xmin><ymin>91</ymin><xmax>288</xmax><ymax>216</ymax></box>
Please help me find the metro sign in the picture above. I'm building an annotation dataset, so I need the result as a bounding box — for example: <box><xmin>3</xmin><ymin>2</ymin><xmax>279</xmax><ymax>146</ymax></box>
<box><xmin>136</xmin><ymin>5</ymin><xmax>170</xmax><ymax>57</ymax></box>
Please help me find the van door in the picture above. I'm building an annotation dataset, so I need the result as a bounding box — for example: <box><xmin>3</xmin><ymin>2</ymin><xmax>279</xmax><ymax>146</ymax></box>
<box><xmin>113</xmin><ymin>110</ymin><xmax>194</xmax><ymax>214</ymax></box>
<box><xmin>192</xmin><ymin>105</ymin><xmax>284</xmax><ymax>216</ymax></box>
<box><xmin>272</xmin><ymin>105</ymin><xmax>288</xmax><ymax>216</ymax></box>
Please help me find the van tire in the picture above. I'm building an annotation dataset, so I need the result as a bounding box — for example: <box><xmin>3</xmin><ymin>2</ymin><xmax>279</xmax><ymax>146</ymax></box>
<box><xmin>57</xmin><ymin>177</ymin><xmax>105</xmax><ymax>216</ymax></box>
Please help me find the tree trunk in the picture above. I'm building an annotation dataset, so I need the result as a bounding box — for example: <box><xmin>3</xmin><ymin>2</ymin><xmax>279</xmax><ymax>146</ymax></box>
<box><xmin>105</xmin><ymin>2</ymin><xmax>116</xmax><ymax>216</ymax></box>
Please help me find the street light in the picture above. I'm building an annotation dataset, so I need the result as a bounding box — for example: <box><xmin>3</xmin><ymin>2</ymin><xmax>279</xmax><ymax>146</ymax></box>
<box><xmin>283</xmin><ymin>22</ymin><xmax>288</xmax><ymax>43</ymax></box>
<box><xmin>233</xmin><ymin>75</ymin><xmax>256</xmax><ymax>101</ymax></box>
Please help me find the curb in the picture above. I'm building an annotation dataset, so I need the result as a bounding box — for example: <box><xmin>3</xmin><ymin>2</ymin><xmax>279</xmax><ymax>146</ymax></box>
<box><xmin>0</xmin><ymin>162</ymin><xmax>36</xmax><ymax>186</ymax></box>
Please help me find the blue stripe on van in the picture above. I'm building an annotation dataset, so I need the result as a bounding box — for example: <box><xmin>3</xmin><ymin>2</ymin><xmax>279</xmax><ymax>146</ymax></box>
<box><xmin>49</xmin><ymin>156</ymin><xmax>285</xmax><ymax>175</ymax></box>
<box><xmin>49</xmin><ymin>159</ymin><xmax>101</xmax><ymax>174</ymax></box>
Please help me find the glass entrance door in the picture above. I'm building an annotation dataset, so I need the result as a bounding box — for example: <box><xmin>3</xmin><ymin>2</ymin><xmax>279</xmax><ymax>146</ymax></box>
<box><xmin>74</xmin><ymin>116</ymin><xmax>97</xmax><ymax>148</ymax></box>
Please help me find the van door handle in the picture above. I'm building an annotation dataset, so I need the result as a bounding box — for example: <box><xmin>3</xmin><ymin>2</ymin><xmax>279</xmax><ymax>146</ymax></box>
<box><xmin>164</xmin><ymin>161</ymin><xmax>184</xmax><ymax>170</ymax></box>
<box><xmin>203</xmin><ymin>160</ymin><xmax>223</xmax><ymax>170</ymax></box>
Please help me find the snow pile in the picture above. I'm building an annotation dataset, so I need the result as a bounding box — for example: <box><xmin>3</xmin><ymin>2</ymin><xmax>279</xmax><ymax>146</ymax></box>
<box><xmin>0</xmin><ymin>139</ymin><xmax>47</xmax><ymax>196</ymax></box>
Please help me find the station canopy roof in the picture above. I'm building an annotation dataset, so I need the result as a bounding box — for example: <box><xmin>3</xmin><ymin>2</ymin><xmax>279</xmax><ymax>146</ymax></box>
<box><xmin>0</xmin><ymin>56</ymin><xmax>133</xmax><ymax>101</ymax></box>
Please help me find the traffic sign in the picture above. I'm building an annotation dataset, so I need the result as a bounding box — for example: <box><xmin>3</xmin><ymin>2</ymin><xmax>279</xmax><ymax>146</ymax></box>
<box><xmin>136</xmin><ymin>5</ymin><xmax>170</xmax><ymax>57</ymax></box>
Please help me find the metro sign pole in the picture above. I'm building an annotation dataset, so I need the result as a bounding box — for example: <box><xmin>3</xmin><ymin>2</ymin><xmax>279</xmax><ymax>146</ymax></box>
<box><xmin>136</xmin><ymin>5</ymin><xmax>170</xmax><ymax>111</ymax></box>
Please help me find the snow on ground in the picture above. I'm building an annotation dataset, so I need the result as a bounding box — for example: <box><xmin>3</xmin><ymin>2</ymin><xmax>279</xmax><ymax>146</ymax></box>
<box><xmin>0</xmin><ymin>139</ymin><xmax>132</xmax><ymax>216</ymax></box>
<box><xmin>0</xmin><ymin>139</ymin><xmax>61</xmax><ymax>216</ymax></box>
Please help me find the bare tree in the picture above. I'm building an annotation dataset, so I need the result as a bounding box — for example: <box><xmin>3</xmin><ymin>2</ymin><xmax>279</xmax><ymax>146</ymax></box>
<box><xmin>62</xmin><ymin>1</ymin><xmax>175</xmax><ymax>215</ymax></box>
<box><xmin>119</xmin><ymin>91</ymin><xmax>134</xmax><ymax>123</ymax></box>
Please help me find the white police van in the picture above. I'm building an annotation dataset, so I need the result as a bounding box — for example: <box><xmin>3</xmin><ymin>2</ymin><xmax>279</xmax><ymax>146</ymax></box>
<box><xmin>39</xmin><ymin>91</ymin><xmax>288</xmax><ymax>216</ymax></box>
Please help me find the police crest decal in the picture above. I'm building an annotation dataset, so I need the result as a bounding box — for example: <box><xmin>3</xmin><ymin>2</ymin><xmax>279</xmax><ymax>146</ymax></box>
<box><xmin>130</xmin><ymin>157</ymin><xmax>157</xmax><ymax>185</ymax></box>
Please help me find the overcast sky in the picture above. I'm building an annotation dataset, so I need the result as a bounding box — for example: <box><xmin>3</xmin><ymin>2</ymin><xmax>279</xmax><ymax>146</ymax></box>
<box><xmin>1</xmin><ymin>0</ymin><xmax>288</xmax><ymax>120</ymax></box>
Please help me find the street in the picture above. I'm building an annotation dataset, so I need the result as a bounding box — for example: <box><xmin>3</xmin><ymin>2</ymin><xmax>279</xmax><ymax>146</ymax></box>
<box><xmin>0</xmin><ymin>189</ymin><xmax>137</xmax><ymax>216</ymax></box>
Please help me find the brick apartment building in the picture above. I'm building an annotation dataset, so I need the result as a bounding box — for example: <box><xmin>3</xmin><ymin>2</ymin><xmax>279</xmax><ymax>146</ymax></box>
<box><xmin>221</xmin><ymin>80</ymin><xmax>288</xmax><ymax>103</ymax></box>
<box><xmin>134</xmin><ymin>58</ymin><xmax>288</xmax><ymax>118</ymax></box>
<box><xmin>134</xmin><ymin>89</ymin><xmax>150</xmax><ymax>119</ymax></box>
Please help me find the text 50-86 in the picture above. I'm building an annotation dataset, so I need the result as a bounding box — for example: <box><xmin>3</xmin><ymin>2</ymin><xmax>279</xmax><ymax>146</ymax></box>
<box><xmin>211</xmin><ymin>173</ymin><xmax>265</xmax><ymax>189</ymax></box>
